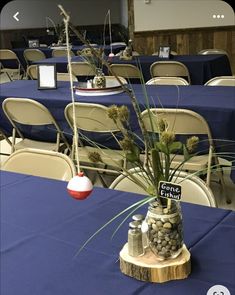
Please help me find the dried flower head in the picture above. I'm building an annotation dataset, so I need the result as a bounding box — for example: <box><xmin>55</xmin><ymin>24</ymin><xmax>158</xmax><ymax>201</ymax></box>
<box><xmin>119</xmin><ymin>136</ymin><xmax>134</xmax><ymax>151</ymax></box>
<box><xmin>107</xmin><ymin>105</ymin><xmax>119</xmax><ymax>122</ymax></box>
<box><xmin>160</xmin><ymin>131</ymin><xmax>175</xmax><ymax>145</ymax></box>
<box><xmin>117</xmin><ymin>105</ymin><xmax>129</xmax><ymax>123</ymax></box>
<box><xmin>88</xmin><ymin>151</ymin><xmax>103</xmax><ymax>163</ymax></box>
<box><xmin>157</xmin><ymin>118</ymin><xmax>168</xmax><ymax>133</ymax></box>
<box><xmin>186</xmin><ymin>136</ymin><xmax>199</xmax><ymax>153</ymax></box>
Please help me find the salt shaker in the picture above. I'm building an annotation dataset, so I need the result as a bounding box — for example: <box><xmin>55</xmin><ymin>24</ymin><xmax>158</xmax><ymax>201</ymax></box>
<box><xmin>128</xmin><ymin>221</ymin><xmax>144</xmax><ymax>257</ymax></box>
<box><xmin>132</xmin><ymin>214</ymin><xmax>148</xmax><ymax>249</ymax></box>
<box><xmin>87</xmin><ymin>79</ymin><xmax>93</xmax><ymax>89</ymax></box>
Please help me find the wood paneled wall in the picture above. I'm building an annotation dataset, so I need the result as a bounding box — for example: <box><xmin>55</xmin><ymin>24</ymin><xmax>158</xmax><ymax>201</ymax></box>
<box><xmin>0</xmin><ymin>28</ymin><xmax>46</xmax><ymax>49</ymax></box>
<box><xmin>132</xmin><ymin>26</ymin><xmax>235</xmax><ymax>73</ymax></box>
<box><xmin>127</xmin><ymin>0</ymin><xmax>235</xmax><ymax>74</ymax></box>
<box><xmin>0</xmin><ymin>24</ymin><xmax>128</xmax><ymax>49</ymax></box>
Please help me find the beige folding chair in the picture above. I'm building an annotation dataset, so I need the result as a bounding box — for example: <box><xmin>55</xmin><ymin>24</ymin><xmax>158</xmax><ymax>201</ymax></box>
<box><xmin>52</xmin><ymin>49</ymin><xmax>75</xmax><ymax>57</ymax></box>
<box><xmin>110</xmin><ymin>42</ymin><xmax>127</xmax><ymax>46</ymax></box>
<box><xmin>199</xmin><ymin>49</ymin><xmax>232</xmax><ymax>72</ymax></box>
<box><xmin>204</xmin><ymin>76</ymin><xmax>235</xmax><ymax>86</ymax></box>
<box><xmin>77</xmin><ymin>47</ymin><xmax>100</xmax><ymax>57</ymax></box>
<box><xmin>110</xmin><ymin>167</ymin><xmax>217</xmax><ymax>207</ymax></box>
<box><xmin>150</xmin><ymin>61</ymin><xmax>191</xmax><ymax>84</ymax></box>
<box><xmin>105</xmin><ymin>75</ymin><xmax>127</xmax><ymax>85</ymax></box>
<box><xmin>146</xmin><ymin>77</ymin><xmax>189</xmax><ymax>85</ymax></box>
<box><xmin>140</xmin><ymin>108</ymin><xmax>229</xmax><ymax>203</ymax></box>
<box><xmin>56</xmin><ymin>73</ymin><xmax>77</xmax><ymax>82</ymax></box>
<box><xmin>0</xmin><ymin>49</ymin><xmax>25</xmax><ymax>80</ymax></box>
<box><xmin>132</xmin><ymin>51</ymin><xmax>140</xmax><ymax>56</ymax></box>
<box><xmin>2</xmin><ymin>97</ymin><xmax>70</xmax><ymax>154</ymax></box>
<box><xmin>1</xmin><ymin>148</ymin><xmax>76</xmax><ymax>181</ymax></box>
<box><xmin>23</xmin><ymin>49</ymin><xmax>46</xmax><ymax>65</ymax></box>
<box><xmin>64</xmin><ymin>102</ymin><xmax>126</xmax><ymax>182</ymax></box>
<box><xmin>26</xmin><ymin>64</ymin><xmax>38</xmax><ymax>79</ymax></box>
<box><xmin>115</xmin><ymin>49</ymin><xmax>140</xmax><ymax>57</ymax></box>
<box><xmin>198</xmin><ymin>49</ymin><xmax>229</xmax><ymax>56</ymax></box>
<box><xmin>152</xmin><ymin>50</ymin><xmax>178</xmax><ymax>56</ymax></box>
<box><xmin>70</xmin><ymin>62</ymin><xmax>96</xmax><ymax>77</ymax></box>
<box><xmin>110</xmin><ymin>64</ymin><xmax>142</xmax><ymax>80</ymax></box>
<box><xmin>26</xmin><ymin>68</ymin><xmax>77</xmax><ymax>82</ymax></box>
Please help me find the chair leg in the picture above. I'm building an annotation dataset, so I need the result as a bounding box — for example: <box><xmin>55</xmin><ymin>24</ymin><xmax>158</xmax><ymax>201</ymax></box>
<box><xmin>213</xmin><ymin>155</ymin><xmax>231</xmax><ymax>204</ymax></box>
<box><xmin>5</xmin><ymin>72</ymin><xmax>13</xmax><ymax>81</ymax></box>
<box><xmin>206</xmin><ymin>145</ymin><xmax>213</xmax><ymax>186</ymax></box>
<box><xmin>217</xmin><ymin>169</ymin><xmax>230</xmax><ymax>204</ymax></box>
<box><xmin>97</xmin><ymin>171</ymin><xmax>109</xmax><ymax>187</ymax></box>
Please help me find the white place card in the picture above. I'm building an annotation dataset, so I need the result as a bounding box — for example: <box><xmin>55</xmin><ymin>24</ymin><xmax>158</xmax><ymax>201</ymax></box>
<box><xmin>38</xmin><ymin>64</ymin><xmax>57</xmax><ymax>89</ymax></box>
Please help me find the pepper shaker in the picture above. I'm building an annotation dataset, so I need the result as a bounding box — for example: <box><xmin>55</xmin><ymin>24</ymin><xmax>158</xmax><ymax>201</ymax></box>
<box><xmin>128</xmin><ymin>221</ymin><xmax>144</xmax><ymax>257</ymax></box>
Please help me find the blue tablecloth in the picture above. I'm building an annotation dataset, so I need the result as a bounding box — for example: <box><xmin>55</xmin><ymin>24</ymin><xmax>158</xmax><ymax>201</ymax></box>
<box><xmin>0</xmin><ymin>80</ymin><xmax>234</xmax><ymax>144</ymax></box>
<box><xmin>0</xmin><ymin>81</ymin><xmax>234</xmax><ymax>180</ymax></box>
<box><xmin>33</xmin><ymin>54</ymin><xmax>232</xmax><ymax>85</ymax></box>
<box><xmin>110</xmin><ymin>54</ymin><xmax>232</xmax><ymax>85</ymax></box>
<box><xmin>13</xmin><ymin>44</ymin><xmax>125</xmax><ymax>69</ymax></box>
<box><xmin>1</xmin><ymin>170</ymin><xmax>234</xmax><ymax>295</ymax></box>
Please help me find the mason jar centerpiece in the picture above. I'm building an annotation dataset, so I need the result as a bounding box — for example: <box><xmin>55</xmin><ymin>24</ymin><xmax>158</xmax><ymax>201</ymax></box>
<box><xmin>93</xmin><ymin>68</ymin><xmax>106</xmax><ymax>88</ymax></box>
<box><xmin>145</xmin><ymin>198</ymin><xmax>183</xmax><ymax>260</ymax></box>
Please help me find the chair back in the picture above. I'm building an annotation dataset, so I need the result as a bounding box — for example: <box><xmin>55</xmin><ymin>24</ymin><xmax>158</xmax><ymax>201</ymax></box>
<box><xmin>141</xmin><ymin>108</ymin><xmax>212</xmax><ymax>139</ymax></box>
<box><xmin>204</xmin><ymin>76</ymin><xmax>235</xmax><ymax>86</ymax></box>
<box><xmin>109</xmin><ymin>168</ymin><xmax>217</xmax><ymax>207</ymax></box>
<box><xmin>2</xmin><ymin>148</ymin><xmax>76</xmax><ymax>181</ymax></box>
<box><xmin>2</xmin><ymin>98</ymin><xmax>70</xmax><ymax>153</ymax></box>
<box><xmin>152</xmin><ymin>50</ymin><xmax>178</xmax><ymax>56</ymax></box>
<box><xmin>132</xmin><ymin>51</ymin><xmax>140</xmax><ymax>56</ymax></box>
<box><xmin>110</xmin><ymin>64</ymin><xmax>142</xmax><ymax>79</ymax></box>
<box><xmin>0</xmin><ymin>49</ymin><xmax>22</xmax><ymax>70</ymax></box>
<box><xmin>65</xmin><ymin>102</ymin><xmax>121</xmax><ymax>133</ymax></box>
<box><xmin>26</xmin><ymin>68</ymin><xmax>77</xmax><ymax>82</ymax></box>
<box><xmin>146</xmin><ymin>77</ymin><xmax>189</xmax><ymax>85</ymax></box>
<box><xmin>52</xmin><ymin>49</ymin><xmax>75</xmax><ymax>57</ymax></box>
<box><xmin>27</xmin><ymin>64</ymin><xmax>38</xmax><ymax>79</ymax></box>
<box><xmin>0</xmin><ymin>49</ymin><xmax>18</xmax><ymax>61</ymax></box>
<box><xmin>0</xmin><ymin>49</ymin><xmax>23</xmax><ymax>80</ymax></box>
<box><xmin>24</xmin><ymin>49</ymin><xmax>46</xmax><ymax>64</ymax></box>
<box><xmin>150</xmin><ymin>61</ymin><xmax>191</xmax><ymax>84</ymax></box>
<box><xmin>3</xmin><ymin>98</ymin><xmax>58</xmax><ymax>126</ymax></box>
<box><xmin>198</xmin><ymin>49</ymin><xmax>229</xmax><ymax>56</ymax></box>
<box><xmin>110</xmin><ymin>42</ymin><xmax>127</xmax><ymax>46</ymax></box>
<box><xmin>77</xmin><ymin>47</ymin><xmax>101</xmax><ymax>57</ymax></box>
<box><xmin>57</xmin><ymin>73</ymin><xmax>77</xmax><ymax>82</ymax></box>
<box><xmin>105</xmin><ymin>75</ymin><xmax>127</xmax><ymax>85</ymax></box>
<box><xmin>70</xmin><ymin>62</ymin><xmax>96</xmax><ymax>77</ymax></box>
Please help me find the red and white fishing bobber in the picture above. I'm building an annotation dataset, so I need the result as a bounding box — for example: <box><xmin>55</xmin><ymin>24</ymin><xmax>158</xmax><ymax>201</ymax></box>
<box><xmin>67</xmin><ymin>172</ymin><xmax>93</xmax><ymax>200</ymax></box>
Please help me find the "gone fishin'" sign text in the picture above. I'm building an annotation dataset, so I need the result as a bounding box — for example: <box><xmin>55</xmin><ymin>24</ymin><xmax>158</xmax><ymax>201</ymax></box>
<box><xmin>158</xmin><ymin>181</ymin><xmax>182</xmax><ymax>201</ymax></box>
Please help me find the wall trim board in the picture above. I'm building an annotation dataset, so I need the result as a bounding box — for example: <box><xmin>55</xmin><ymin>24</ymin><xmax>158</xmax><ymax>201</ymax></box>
<box><xmin>134</xmin><ymin>25</ymin><xmax>235</xmax><ymax>35</ymax></box>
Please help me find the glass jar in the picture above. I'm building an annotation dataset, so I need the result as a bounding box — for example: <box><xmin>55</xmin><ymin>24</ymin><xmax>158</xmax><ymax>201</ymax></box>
<box><xmin>128</xmin><ymin>221</ymin><xmax>144</xmax><ymax>257</ymax></box>
<box><xmin>145</xmin><ymin>199</ymin><xmax>184</xmax><ymax>260</ymax></box>
<box><xmin>93</xmin><ymin>68</ymin><xmax>106</xmax><ymax>88</ymax></box>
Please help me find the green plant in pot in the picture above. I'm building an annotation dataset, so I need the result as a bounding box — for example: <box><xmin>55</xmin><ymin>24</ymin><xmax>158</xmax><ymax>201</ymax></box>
<box><xmin>103</xmin><ymin>104</ymin><xmax>199</xmax><ymax>260</ymax></box>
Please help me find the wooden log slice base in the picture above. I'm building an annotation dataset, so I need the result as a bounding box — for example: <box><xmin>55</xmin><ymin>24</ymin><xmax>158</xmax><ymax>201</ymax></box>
<box><xmin>120</xmin><ymin>243</ymin><xmax>191</xmax><ymax>283</ymax></box>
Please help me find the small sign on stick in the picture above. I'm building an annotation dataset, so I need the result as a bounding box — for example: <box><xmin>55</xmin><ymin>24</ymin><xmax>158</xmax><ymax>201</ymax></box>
<box><xmin>158</xmin><ymin>181</ymin><xmax>182</xmax><ymax>201</ymax></box>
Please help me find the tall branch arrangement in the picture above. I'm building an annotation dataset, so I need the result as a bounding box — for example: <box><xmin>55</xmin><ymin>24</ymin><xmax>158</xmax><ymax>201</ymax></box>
<box><xmin>58</xmin><ymin>5</ymin><xmax>153</xmax><ymax>182</ymax></box>
<box><xmin>57</xmin><ymin>6</ymin><xmax>233</xmax><ymax>253</ymax></box>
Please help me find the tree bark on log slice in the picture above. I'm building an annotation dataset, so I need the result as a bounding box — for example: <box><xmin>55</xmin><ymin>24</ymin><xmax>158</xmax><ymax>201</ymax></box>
<box><xmin>120</xmin><ymin>243</ymin><xmax>191</xmax><ymax>283</ymax></box>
